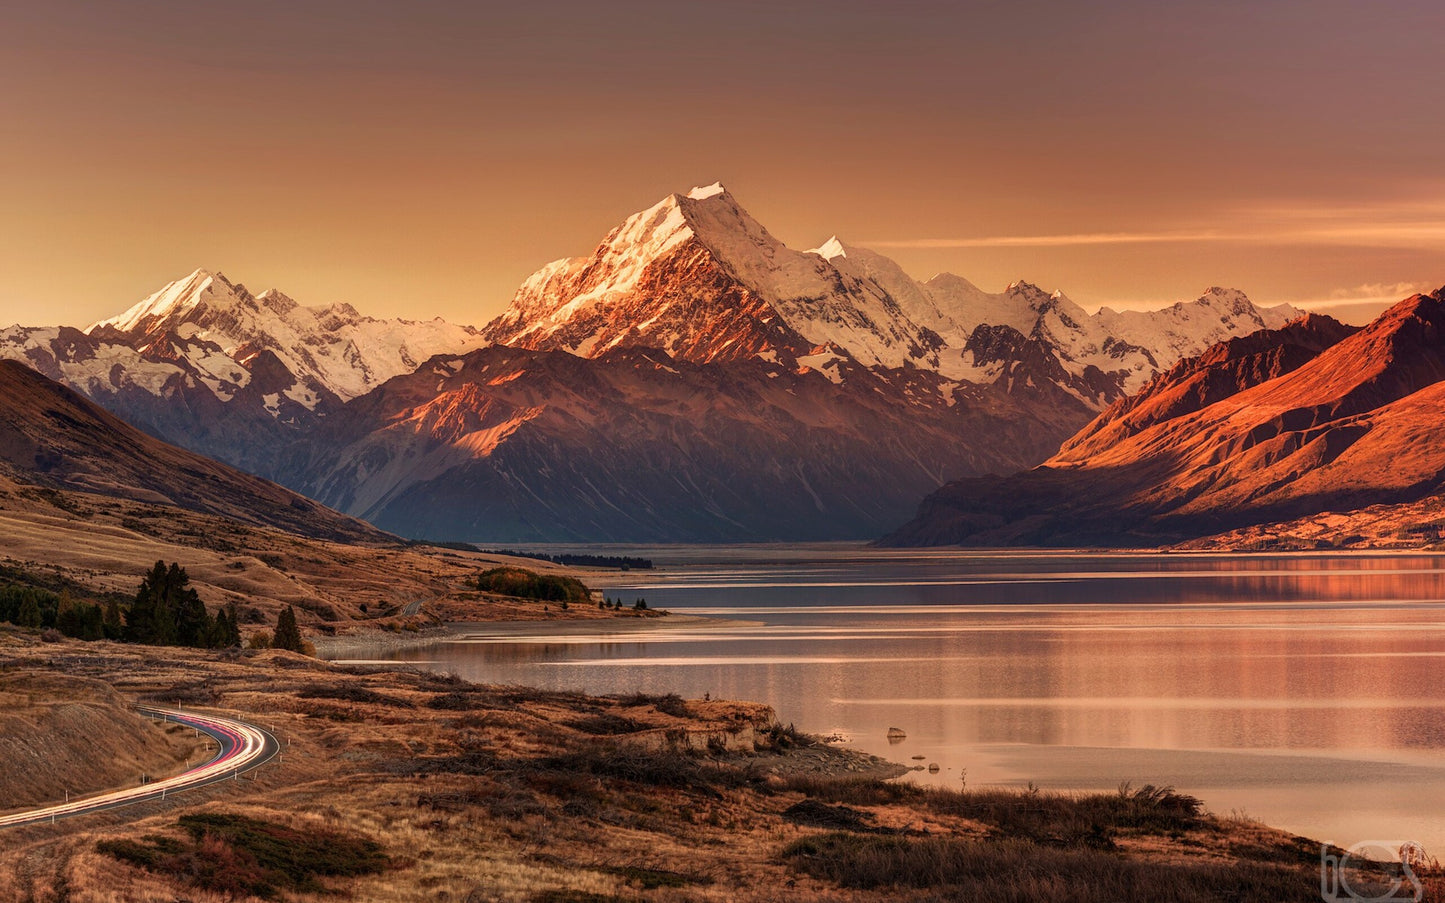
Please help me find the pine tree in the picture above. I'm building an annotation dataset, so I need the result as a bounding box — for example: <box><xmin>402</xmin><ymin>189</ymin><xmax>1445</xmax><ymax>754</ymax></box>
<box><xmin>103</xmin><ymin>599</ymin><xmax>123</xmax><ymax>640</ymax></box>
<box><xmin>271</xmin><ymin>605</ymin><xmax>304</xmax><ymax>653</ymax></box>
<box><xmin>16</xmin><ymin>595</ymin><xmax>41</xmax><ymax>629</ymax></box>
<box><xmin>174</xmin><ymin>585</ymin><xmax>212</xmax><ymax>648</ymax></box>
<box><xmin>125</xmin><ymin>561</ymin><xmax>207</xmax><ymax>646</ymax></box>
<box><xmin>209</xmin><ymin>603</ymin><xmax>241</xmax><ymax>648</ymax></box>
<box><xmin>126</xmin><ymin>561</ymin><xmax>171</xmax><ymax>644</ymax></box>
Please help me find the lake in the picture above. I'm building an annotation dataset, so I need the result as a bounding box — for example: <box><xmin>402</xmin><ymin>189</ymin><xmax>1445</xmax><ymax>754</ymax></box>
<box><xmin>376</xmin><ymin>546</ymin><xmax>1445</xmax><ymax>854</ymax></box>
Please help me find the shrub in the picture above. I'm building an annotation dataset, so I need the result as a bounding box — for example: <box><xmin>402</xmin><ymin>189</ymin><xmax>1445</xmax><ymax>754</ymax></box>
<box><xmin>98</xmin><ymin>812</ymin><xmax>390</xmax><ymax>898</ymax></box>
<box><xmin>475</xmin><ymin>567</ymin><xmax>590</xmax><ymax>603</ymax></box>
<box><xmin>564</xmin><ymin>713</ymin><xmax>647</xmax><ymax>735</ymax></box>
<box><xmin>781</xmin><ymin>832</ymin><xmax>1314</xmax><ymax>900</ymax></box>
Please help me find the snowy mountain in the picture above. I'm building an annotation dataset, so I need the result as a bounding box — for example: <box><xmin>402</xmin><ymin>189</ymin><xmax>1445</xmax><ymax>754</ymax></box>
<box><xmin>287</xmin><ymin>344</ymin><xmax>1076</xmax><ymax>542</ymax></box>
<box><xmin>486</xmin><ymin>184</ymin><xmax>1299</xmax><ymax>409</ymax></box>
<box><xmin>483</xmin><ymin>183</ymin><xmax>946</xmax><ymax>374</ymax></box>
<box><xmin>88</xmin><ymin>268</ymin><xmax>487</xmax><ymax>404</ymax></box>
<box><xmin>0</xmin><ymin>269</ymin><xmax>486</xmax><ymax>477</ymax></box>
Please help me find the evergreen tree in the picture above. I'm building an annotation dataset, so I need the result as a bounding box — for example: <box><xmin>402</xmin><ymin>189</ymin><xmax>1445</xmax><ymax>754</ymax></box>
<box><xmin>271</xmin><ymin>605</ymin><xmax>305</xmax><ymax>653</ymax></box>
<box><xmin>125</xmin><ymin>561</ymin><xmax>204</xmax><ymax>646</ymax></box>
<box><xmin>103</xmin><ymin>599</ymin><xmax>123</xmax><ymax>640</ymax></box>
<box><xmin>56</xmin><ymin>591</ymin><xmax>104</xmax><ymax>639</ymax></box>
<box><xmin>174</xmin><ymin>585</ymin><xmax>212</xmax><ymax>648</ymax></box>
<box><xmin>210</xmin><ymin>603</ymin><xmax>241</xmax><ymax>648</ymax></box>
<box><xmin>16</xmin><ymin>595</ymin><xmax>41</xmax><ymax>629</ymax></box>
<box><xmin>126</xmin><ymin>561</ymin><xmax>167</xmax><ymax>644</ymax></box>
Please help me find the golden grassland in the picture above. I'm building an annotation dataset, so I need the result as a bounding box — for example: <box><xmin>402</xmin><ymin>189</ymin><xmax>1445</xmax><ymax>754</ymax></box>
<box><xmin>1</xmin><ymin>629</ymin><xmax>1435</xmax><ymax>903</ymax></box>
<box><xmin>0</xmin><ymin>672</ymin><xmax>208</xmax><ymax>808</ymax></box>
<box><xmin>0</xmin><ymin>474</ymin><xmax>652</xmax><ymax>635</ymax></box>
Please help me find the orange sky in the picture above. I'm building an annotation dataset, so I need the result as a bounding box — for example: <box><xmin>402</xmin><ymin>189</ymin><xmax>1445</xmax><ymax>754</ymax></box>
<box><xmin>2</xmin><ymin>1</ymin><xmax>1443</xmax><ymax>328</ymax></box>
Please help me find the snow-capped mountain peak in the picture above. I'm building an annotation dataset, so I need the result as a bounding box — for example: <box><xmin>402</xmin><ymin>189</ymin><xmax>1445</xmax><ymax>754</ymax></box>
<box><xmin>92</xmin><ymin>267</ymin><xmax>234</xmax><ymax>334</ymax></box>
<box><xmin>6</xmin><ymin>270</ymin><xmax>491</xmax><ymax>434</ymax></box>
<box><xmin>486</xmin><ymin>185</ymin><xmax>947</xmax><ymax>370</ymax></box>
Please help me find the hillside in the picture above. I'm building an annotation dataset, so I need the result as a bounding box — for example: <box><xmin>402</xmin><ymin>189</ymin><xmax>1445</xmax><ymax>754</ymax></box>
<box><xmin>0</xmin><ymin>673</ymin><xmax>204</xmax><ymax>810</ymax></box>
<box><xmin>0</xmin><ymin>360</ymin><xmax>383</xmax><ymax>544</ymax></box>
<box><xmin>884</xmin><ymin>288</ymin><xmax>1445</xmax><ymax>547</ymax></box>
<box><xmin>0</xmin><ymin>631</ymin><xmax>1392</xmax><ymax>902</ymax></box>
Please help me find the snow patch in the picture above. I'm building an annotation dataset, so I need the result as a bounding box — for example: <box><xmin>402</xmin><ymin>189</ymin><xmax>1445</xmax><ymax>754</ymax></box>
<box><xmin>810</xmin><ymin>236</ymin><xmax>847</xmax><ymax>260</ymax></box>
<box><xmin>687</xmin><ymin>182</ymin><xmax>726</xmax><ymax>200</ymax></box>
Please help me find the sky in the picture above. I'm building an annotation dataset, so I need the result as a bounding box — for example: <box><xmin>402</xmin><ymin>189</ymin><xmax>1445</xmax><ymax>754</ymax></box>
<box><xmin>2</xmin><ymin>0</ymin><xmax>1443</xmax><ymax>328</ymax></box>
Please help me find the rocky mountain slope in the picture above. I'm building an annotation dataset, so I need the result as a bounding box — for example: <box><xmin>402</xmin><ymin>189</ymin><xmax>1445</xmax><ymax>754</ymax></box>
<box><xmin>0</xmin><ymin>360</ymin><xmax>384</xmax><ymax>543</ymax></box>
<box><xmin>285</xmin><ymin>344</ymin><xmax>1072</xmax><ymax>542</ymax></box>
<box><xmin>883</xmin><ymin>287</ymin><xmax>1445</xmax><ymax>547</ymax></box>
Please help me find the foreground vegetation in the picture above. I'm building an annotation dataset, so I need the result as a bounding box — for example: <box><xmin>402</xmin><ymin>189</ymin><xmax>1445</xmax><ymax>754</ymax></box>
<box><xmin>1</xmin><ymin>630</ymin><xmax>1429</xmax><ymax>902</ymax></box>
<box><xmin>0</xmin><ymin>561</ymin><xmax>316</xmax><ymax>653</ymax></box>
<box><xmin>475</xmin><ymin>567</ymin><xmax>592</xmax><ymax>605</ymax></box>
<box><xmin>98</xmin><ymin>812</ymin><xmax>391</xmax><ymax>899</ymax></box>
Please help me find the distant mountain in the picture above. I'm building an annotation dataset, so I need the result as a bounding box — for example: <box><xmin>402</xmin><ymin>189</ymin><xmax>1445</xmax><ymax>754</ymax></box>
<box><xmin>0</xmin><ymin>360</ymin><xmax>385</xmax><ymax>543</ymax></box>
<box><xmin>883</xmin><ymin>287</ymin><xmax>1445</xmax><ymax>547</ymax></box>
<box><xmin>2</xmin><ymin>269</ymin><xmax>485</xmax><ymax>475</ymax></box>
<box><xmin>0</xmin><ymin>185</ymin><xmax>1305</xmax><ymax>541</ymax></box>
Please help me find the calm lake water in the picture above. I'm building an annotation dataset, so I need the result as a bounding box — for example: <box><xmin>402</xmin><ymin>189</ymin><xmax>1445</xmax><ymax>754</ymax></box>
<box><xmin>377</xmin><ymin>546</ymin><xmax>1445</xmax><ymax>853</ymax></box>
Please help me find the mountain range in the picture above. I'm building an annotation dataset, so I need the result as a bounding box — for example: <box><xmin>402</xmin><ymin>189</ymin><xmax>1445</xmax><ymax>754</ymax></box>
<box><xmin>885</xmin><ymin>287</ymin><xmax>1445</xmax><ymax>547</ymax></box>
<box><xmin>2</xmin><ymin>184</ymin><xmax>1303</xmax><ymax>542</ymax></box>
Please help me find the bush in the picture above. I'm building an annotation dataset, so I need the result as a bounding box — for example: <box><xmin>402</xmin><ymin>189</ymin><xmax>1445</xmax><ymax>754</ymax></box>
<box><xmin>780</xmin><ymin>832</ymin><xmax>1314</xmax><ymax>900</ymax></box>
<box><xmin>563</xmin><ymin>713</ymin><xmax>647</xmax><ymax>735</ymax></box>
<box><xmin>98</xmin><ymin>812</ymin><xmax>390</xmax><ymax>898</ymax></box>
<box><xmin>475</xmin><ymin>567</ymin><xmax>590</xmax><ymax>603</ymax></box>
<box><xmin>617</xmin><ymin>692</ymin><xmax>689</xmax><ymax>718</ymax></box>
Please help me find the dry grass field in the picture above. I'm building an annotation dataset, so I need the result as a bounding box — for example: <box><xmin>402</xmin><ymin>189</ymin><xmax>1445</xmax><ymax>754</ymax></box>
<box><xmin>0</xmin><ymin>474</ymin><xmax>644</xmax><ymax>635</ymax></box>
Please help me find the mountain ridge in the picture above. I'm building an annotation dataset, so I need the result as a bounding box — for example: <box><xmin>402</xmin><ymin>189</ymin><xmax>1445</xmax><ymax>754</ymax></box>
<box><xmin>883</xmin><ymin>287</ymin><xmax>1445</xmax><ymax>547</ymax></box>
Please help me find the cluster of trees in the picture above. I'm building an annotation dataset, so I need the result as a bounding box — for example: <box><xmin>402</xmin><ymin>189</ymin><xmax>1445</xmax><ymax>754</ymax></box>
<box><xmin>1</xmin><ymin>562</ymin><xmax>309</xmax><ymax>655</ymax></box>
<box><xmin>481</xmin><ymin>549</ymin><xmax>654</xmax><ymax>571</ymax></box>
<box><xmin>475</xmin><ymin>567</ymin><xmax>591</xmax><ymax>603</ymax></box>
<box><xmin>0</xmin><ymin>585</ymin><xmax>118</xmax><ymax>640</ymax></box>
<box><xmin>601</xmin><ymin>596</ymin><xmax>649</xmax><ymax>611</ymax></box>
<box><xmin>125</xmin><ymin>561</ymin><xmax>241</xmax><ymax>648</ymax></box>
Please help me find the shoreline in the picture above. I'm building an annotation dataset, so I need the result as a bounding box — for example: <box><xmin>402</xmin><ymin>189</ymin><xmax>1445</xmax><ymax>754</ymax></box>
<box><xmin>313</xmin><ymin>611</ymin><xmax>760</xmax><ymax>661</ymax></box>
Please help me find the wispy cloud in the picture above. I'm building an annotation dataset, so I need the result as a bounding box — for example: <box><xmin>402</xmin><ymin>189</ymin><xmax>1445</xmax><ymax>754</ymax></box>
<box><xmin>865</xmin><ymin>231</ymin><xmax>1230</xmax><ymax>249</ymax></box>
<box><xmin>1291</xmin><ymin>281</ymin><xmax>1436</xmax><ymax>310</ymax></box>
<box><xmin>864</xmin><ymin>198</ymin><xmax>1445</xmax><ymax>251</ymax></box>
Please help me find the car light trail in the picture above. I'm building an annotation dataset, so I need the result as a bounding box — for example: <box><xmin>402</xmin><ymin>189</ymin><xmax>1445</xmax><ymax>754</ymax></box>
<box><xmin>0</xmin><ymin>706</ymin><xmax>279</xmax><ymax>829</ymax></box>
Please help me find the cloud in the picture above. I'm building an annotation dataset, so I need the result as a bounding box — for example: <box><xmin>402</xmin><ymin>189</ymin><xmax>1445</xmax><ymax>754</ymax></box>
<box><xmin>864</xmin><ymin>231</ymin><xmax>1230</xmax><ymax>249</ymax></box>
<box><xmin>864</xmin><ymin>197</ymin><xmax>1445</xmax><ymax>251</ymax></box>
<box><xmin>1291</xmin><ymin>281</ymin><xmax>1436</xmax><ymax>309</ymax></box>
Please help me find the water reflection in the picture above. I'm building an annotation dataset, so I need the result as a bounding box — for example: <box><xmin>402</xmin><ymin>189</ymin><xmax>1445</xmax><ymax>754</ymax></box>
<box><xmin>378</xmin><ymin>549</ymin><xmax>1445</xmax><ymax>852</ymax></box>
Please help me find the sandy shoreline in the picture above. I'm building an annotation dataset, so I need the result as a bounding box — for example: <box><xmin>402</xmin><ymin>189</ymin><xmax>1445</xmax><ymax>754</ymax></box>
<box><xmin>314</xmin><ymin>612</ymin><xmax>759</xmax><ymax>661</ymax></box>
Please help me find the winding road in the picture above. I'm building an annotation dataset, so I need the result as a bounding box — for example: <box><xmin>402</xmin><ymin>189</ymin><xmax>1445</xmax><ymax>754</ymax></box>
<box><xmin>0</xmin><ymin>706</ymin><xmax>279</xmax><ymax>829</ymax></box>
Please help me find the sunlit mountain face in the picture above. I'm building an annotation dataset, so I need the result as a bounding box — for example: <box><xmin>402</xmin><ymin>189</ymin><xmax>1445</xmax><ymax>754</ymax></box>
<box><xmin>887</xmin><ymin>286</ymin><xmax>1445</xmax><ymax>548</ymax></box>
